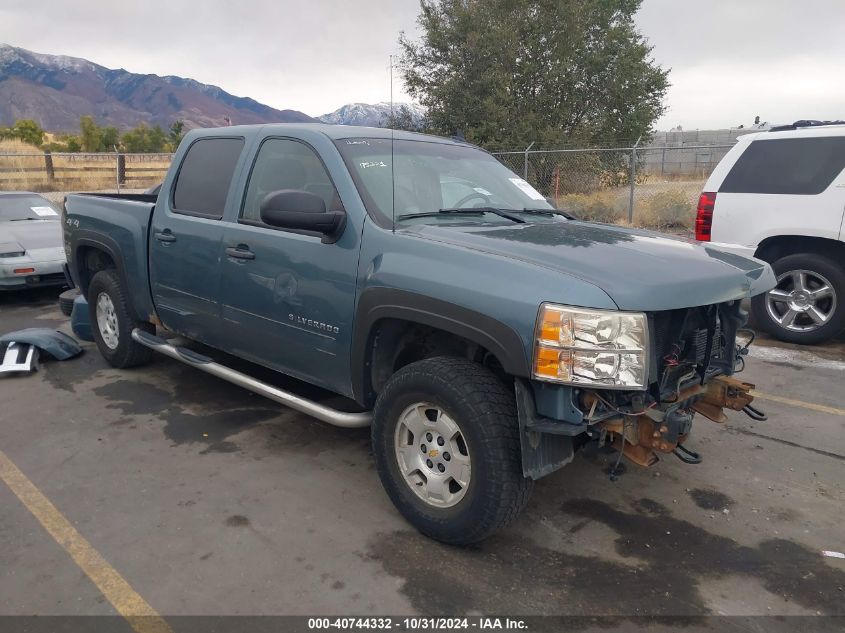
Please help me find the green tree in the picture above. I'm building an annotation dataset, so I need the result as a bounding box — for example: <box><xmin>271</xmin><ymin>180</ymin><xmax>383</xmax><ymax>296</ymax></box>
<box><xmin>379</xmin><ymin>105</ymin><xmax>427</xmax><ymax>132</ymax></box>
<box><xmin>121</xmin><ymin>123</ymin><xmax>167</xmax><ymax>153</ymax></box>
<box><xmin>399</xmin><ymin>0</ymin><xmax>669</xmax><ymax>148</ymax></box>
<box><xmin>101</xmin><ymin>127</ymin><xmax>119</xmax><ymax>150</ymax></box>
<box><xmin>168</xmin><ymin>120</ymin><xmax>185</xmax><ymax>150</ymax></box>
<box><xmin>80</xmin><ymin>115</ymin><xmax>103</xmax><ymax>152</ymax></box>
<box><xmin>7</xmin><ymin>119</ymin><xmax>45</xmax><ymax>146</ymax></box>
<box><xmin>65</xmin><ymin>136</ymin><xmax>82</xmax><ymax>152</ymax></box>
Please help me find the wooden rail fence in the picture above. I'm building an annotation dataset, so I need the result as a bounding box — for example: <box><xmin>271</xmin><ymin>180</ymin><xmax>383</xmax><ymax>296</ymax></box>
<box><xmin>0</xmin><ymin>152</ymin><xmax>174</xmax><ymax>191</ymax></box>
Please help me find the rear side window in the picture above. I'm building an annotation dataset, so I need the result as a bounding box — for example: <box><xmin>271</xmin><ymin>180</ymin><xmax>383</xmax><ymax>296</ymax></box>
<box><xmin>720</xmin><ymin>137</ymin><xmax>845</xmax><ymax>195</ymax></box>
<box><xmin>172</xmin><ymin>137</ymin><xmax>245</xmax><ymax>217</ymax></box>
<box><xmin>240</xmin><ymin>138</ymin><xmax>343</xmax><ymax>224</ymax></box>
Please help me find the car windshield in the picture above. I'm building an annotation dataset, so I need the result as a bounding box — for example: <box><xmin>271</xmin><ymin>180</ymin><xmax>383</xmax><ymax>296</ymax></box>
<box><xmin>336</xmin><ymin>138</ymin><xmax>560</xmax><ymax>226</ymax></box>
<box><xmin>0</xmin><ymin>195</ymin><xmax>60</xmax><ymax>222</ymax></box>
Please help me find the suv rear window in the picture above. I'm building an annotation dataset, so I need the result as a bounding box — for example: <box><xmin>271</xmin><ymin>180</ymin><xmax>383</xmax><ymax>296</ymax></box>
<box><xmin>172</xmin><ymin>137</ymin><xmax>245</xmax><ymax>217</ymax></box>
<box><xmin>720</xmin><ymin>137</ymin><xmax>845</xmax><ymax>195</ymax></box>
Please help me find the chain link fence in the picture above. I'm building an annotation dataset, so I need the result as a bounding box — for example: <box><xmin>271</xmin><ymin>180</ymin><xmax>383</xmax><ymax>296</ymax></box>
<box><xmin>492</xmin><ymin>143</ymin><xmax>735</xmax><ymax>233</ymax></box>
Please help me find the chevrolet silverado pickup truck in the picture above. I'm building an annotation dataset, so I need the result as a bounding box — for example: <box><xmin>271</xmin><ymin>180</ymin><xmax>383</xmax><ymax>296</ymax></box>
<box><xmin>63</xmin><ymin>124</ymin><xmax>775</xmax><ymax>544</ymax></box>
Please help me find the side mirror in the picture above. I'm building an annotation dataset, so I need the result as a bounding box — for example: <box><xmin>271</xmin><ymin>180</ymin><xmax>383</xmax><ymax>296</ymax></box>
<box><xmin>259</xmin><ymin>190</ymin><xmax>346</xmax><ymax>243</ymax></box>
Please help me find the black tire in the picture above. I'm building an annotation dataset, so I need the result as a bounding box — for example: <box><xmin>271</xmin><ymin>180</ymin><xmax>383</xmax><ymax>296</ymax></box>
<box><xmin>59</xmin><ymin>288</ymin><xmax>79</xmax><ymax>316</ymax></box>
<box><xmin>372</xmin><ymin>357</ymin><xmax>533</xmax><ymax>545</ymax></box>
<box><xmin>87</xmin><ymin>269</ymin><xmax>154</xmax><ymax>368</ymax></box>
<box><xmin>751</xmin><ymin>252</ymin><xmax>845</xmax><ymax>345</ymax></box>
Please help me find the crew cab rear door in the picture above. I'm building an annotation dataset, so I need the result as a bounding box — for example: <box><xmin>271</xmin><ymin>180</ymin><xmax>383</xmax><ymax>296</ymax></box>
<box><xmin>149</xmin><ymin>136</ymin><xmax>246</xmax><ymax>343</ymax></box>
<box><xmin>216</xmin><ymin>136</ymin><xmax>359</xmax><ymax>394</ymax></box>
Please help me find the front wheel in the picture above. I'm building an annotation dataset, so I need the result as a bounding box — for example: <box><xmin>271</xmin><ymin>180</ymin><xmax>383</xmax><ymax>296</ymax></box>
<box><xmin>372</xmin><ymin>357</ymin><xmax>533</xmax><ymax>545</ymax></box>
<box><xmin>751</xmin><ymin>252</ymin><xmax>845</xmax><ymax>345</ymax></box>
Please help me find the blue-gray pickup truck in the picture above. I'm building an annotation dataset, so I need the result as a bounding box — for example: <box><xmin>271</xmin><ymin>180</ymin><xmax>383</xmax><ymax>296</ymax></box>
<box><xmin>63</xmin><ymin>124</ymin><xmax>775</xmax><ymax>544</ymax></box>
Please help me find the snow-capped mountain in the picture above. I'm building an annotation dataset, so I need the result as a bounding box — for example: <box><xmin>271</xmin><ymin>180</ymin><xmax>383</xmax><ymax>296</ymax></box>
<box><xmin>0</xmin><ymin>43</ymin><xmax>315</xmax><ymax>130</ymax></box>
<box><xmin>319</xmin><ymin>102</ymin><xmax>426</xmax><ymax>128</ymax></box>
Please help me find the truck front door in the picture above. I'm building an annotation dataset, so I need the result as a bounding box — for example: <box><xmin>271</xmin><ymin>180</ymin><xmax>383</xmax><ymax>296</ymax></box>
<box><xmin>217</xmin><ymin>137</ymin><xmax>359</xmax><ymax>395</ymax></box>
<box><xmin>149</xmin><ymin>136</ymin><xmax>245</xmax><ymax>343</ymax></box>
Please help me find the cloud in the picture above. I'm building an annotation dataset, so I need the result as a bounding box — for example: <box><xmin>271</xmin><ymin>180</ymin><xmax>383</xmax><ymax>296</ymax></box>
<box><xmin>0</xmin><ymin>0</ymin><xmax>841</xmax><ymax>128</ymax></box>
<box><xmin>0</xmin><ymin>0</ymin><xmax>421</xmax><ymax>116</ymax></box>
<box><xmin>636</xmin><ymin>0</ymin><xmax>845</xmax><ymax>128</ymax></box>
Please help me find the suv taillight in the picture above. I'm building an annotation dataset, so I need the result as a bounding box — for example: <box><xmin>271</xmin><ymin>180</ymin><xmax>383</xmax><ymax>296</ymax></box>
<box><xmin>695</xmin><ymin>192</ymin><xmax>716</xmax><ymax>242</ymax></box>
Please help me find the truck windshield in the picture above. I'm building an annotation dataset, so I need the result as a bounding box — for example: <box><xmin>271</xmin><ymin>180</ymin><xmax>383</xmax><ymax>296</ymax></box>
<box><xmin>336</xmin><ymin>138</ymin><xmax>559</xmax><ymax>226</ymax></box>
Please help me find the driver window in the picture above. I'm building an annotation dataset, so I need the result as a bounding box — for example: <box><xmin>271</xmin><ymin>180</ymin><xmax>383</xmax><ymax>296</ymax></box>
<box><xmin>241</xmin><ymin>138</ymin><xmax>342</xmax><ymax>223</ymax></box>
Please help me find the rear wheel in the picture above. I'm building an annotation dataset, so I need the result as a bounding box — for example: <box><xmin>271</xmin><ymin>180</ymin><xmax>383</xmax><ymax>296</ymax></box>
<box><xmin>372</xmin><ymin>357</ymin><xmax>532</xmax><ymax>544</ymax></box>
<box><xmin>751</xmin><ymin>252</ymin><xmax>845</xmax><ymax>344</ymax></box>
<box><xmin>87</xmin><ymin>269</ymin><xmax>154</xmax><ymax>368</ymax></box>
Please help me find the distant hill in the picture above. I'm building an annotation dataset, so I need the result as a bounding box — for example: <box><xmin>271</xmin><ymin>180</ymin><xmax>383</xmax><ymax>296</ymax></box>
<box><xmin>319</xmin><ymin>102</ymin><xmax>426</xmax><ymax>128</ymax></box>
<box><xmin>0</xmin><ymin>44</ymin><xmax>315</xmax><ymax>131</ymax></box>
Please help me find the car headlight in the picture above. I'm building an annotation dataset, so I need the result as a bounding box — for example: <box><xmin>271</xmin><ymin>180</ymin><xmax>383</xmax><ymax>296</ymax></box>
<box><xmin>0</xmin><ymin>243</ymin><xmax>25</xmax><ymax>258</ymax></box>
<box><xmin>533</xmin><ymin>304</ymin><xmax>649</xmax><ymax>389</ymax></box>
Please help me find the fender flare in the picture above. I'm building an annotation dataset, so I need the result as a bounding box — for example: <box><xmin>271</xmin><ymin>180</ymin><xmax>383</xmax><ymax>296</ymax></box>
<box><xmin>350</xmin><ymin>288</ymin><xmax>530</xmax><ymax>405</ymax></box>
<box><xmin>71</xmin><ymin>232</ymin><xmax>144</xmax><ymax>321</ymax></box>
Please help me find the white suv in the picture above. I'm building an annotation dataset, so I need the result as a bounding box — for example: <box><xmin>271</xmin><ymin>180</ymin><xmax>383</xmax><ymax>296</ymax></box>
<box><xmin>696</xmin><ymin>121</ymin><xmax>845</xmax><ymax>344</ymax></box>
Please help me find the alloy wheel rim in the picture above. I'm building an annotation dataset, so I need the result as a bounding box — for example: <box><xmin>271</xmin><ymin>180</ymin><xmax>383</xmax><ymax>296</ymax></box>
<box><xmin>96</xmin><ymin>292</ymin><xmax>120</xmax><ymax>349</ymax></box>
<box><xmin>765</xmin><ymin>269</ymin><xmax>836</xmax><ymax>333</ymax></box>
<box><xmin>393</xmin><ymin>403</ymin><xmax>471</xmax><ymax>508</ymax></box>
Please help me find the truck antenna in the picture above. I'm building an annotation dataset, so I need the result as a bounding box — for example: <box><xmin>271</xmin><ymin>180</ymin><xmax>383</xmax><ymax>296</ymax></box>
<box><xmin>390</xmin><ymin>53</ymin><xmax>396</xmax><ymax>234</ymax></box>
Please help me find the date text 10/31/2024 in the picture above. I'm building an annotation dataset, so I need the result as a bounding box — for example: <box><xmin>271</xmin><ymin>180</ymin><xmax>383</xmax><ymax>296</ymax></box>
<box><xmin>307</xmin><ymin>617</ymin><xmax>528</xmax><ymax>630</ymax></box>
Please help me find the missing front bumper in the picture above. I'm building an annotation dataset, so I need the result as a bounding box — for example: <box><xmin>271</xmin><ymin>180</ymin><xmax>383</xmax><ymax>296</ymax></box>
<box><xmin>595</xmin><ymin>375</ymin><xmax>757</xmax><ymax>467</ymax></box>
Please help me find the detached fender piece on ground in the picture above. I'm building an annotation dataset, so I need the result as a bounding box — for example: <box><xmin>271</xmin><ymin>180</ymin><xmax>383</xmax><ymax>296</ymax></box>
<box><xmin>0</xmin><ymin>328</ymin><xmax>83</xmax><ymax>360</ymax></box>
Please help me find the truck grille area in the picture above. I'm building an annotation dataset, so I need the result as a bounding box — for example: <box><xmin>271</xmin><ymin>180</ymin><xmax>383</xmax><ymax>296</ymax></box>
<box><xmin>651</xmin><ymin>303</ymin><xmax>736</xmax><ymax>398</ymax></box>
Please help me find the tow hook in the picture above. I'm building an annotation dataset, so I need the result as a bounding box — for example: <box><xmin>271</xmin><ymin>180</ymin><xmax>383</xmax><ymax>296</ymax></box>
<box><xmin>673</xmin><ymin>444</ymin><xmax>702</xmax><ymax>464</ymax></box>
<box><xmin>742</xmin><ymin>403</ymin><xmax>768</xmax><ymax>421</ymax></box>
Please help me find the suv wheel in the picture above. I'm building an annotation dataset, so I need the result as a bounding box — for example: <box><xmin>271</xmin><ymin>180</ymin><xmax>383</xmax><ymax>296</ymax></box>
<box><xmin>372</xmin><ymin>357</ymin><xmax>533</xmax><ymax>545</ymax></box>
<box><xmin>87</xmin><ymin>269</ymin><xmax>154</xmax><ymax>368</ymax></box>
<box><xmin>751</xmin><ymin>252</ymin><xmax>845</xmax><ymax>344</ymax></box>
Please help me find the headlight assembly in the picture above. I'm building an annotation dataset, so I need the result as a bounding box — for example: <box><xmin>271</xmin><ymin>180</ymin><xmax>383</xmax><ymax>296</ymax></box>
<box><xmin>0</xmin><ymin>243</ymin><xmax>25</xmax><ymax>258</ymax></box>
<box><xmin>533</xmin><ymin>304</ymin><xmax>649</xmax><ymax>389</ymax></box>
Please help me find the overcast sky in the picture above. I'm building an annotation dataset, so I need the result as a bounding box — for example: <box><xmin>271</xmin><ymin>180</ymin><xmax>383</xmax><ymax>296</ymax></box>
<box><xmin>1</xmin><ymin>0</ymin><xmax>843</xmax><ymax>129</ymax></box>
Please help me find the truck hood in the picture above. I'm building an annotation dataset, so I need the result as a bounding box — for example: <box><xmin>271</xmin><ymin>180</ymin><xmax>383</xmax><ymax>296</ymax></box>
<box><xmin>410</xmin><ymin>221</ymin><xmax>776</xmax><ymax>311</ymax></box>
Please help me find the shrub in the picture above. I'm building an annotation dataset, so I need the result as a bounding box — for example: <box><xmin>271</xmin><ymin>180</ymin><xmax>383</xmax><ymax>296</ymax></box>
<box><xmin>556</xmin><ymin>191</ymin><xmax>625</xmax><ymax>223</ymax></box>
<box><xmin>637</xmin><ymin>188</ymin><xmax>695</xmax><ymax>229</ymax></box>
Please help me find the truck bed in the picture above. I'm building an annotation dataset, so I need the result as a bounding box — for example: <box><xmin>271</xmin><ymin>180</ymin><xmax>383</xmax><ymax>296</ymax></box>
<box><xmin>64</xmin><ymin>192</ymin><xmax>158</xmax><ymax>322</ymax></box>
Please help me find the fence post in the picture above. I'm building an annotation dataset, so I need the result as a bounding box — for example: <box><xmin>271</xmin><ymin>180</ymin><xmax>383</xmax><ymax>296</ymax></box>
<box><xmin>628</xmin><ymin>136</ymin><xmax>641</xmax><ymax>224</ymax></box>
<box><xmin>523</xmin><ymin>141</ymin><xmax>535</xmax><ymax>180</ymax></box>
<box><xmin>43</xmin><ymin>151</ymin><xmax>55</xmax><ymax>184</ymax></box>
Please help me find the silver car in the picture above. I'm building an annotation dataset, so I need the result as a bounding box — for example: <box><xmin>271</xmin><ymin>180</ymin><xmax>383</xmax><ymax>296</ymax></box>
<box><xmin>0</xmin><ymin>192</ymin><xmax>67</xmax><ymax>290</ymax></box>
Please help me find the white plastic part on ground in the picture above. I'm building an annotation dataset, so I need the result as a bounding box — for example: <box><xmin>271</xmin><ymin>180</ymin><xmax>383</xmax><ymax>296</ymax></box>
<box><xmin>0</xmin><ymin>342</ymin><xmax>39</xmax><ymax>375</ymax></box>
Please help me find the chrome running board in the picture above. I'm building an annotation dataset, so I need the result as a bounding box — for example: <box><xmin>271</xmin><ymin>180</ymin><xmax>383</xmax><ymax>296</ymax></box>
<box><xmin>131</xmin><ymin>329</ymin><xmax>372</xmax><ymax>428</ymax></box>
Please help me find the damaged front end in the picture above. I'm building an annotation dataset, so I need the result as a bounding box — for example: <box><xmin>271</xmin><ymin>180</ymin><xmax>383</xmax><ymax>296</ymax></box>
<box><xmin>587</xmin><ymin>300</ymin><xmax>761</xmax><ymax>468</ymax></box>
<box><xmin>517</xmin><ymin>300</ymin><xmax>763</xmax><ymax>478</ymax></box>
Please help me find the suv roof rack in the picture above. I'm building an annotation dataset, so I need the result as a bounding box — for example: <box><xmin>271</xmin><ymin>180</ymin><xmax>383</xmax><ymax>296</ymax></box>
<box><xmin>769</xmin><ymin>119</ymin><xmax>845</xmax><ymax>132</ymax></box>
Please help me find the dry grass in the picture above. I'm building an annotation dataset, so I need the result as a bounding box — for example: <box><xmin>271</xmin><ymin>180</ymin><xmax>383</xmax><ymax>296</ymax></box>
<box><xmin>0</xmin><ymin>140</ymin><xmax>170</xmax><ymax>192</ymax></box>
<box><xmin>556</xmin><ymin>183</ymin><xmax>699</xmax><ymax>231</ymax></box>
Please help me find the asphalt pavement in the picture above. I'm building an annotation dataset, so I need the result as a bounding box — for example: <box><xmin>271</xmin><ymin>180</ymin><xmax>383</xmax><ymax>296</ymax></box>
<box><xmin>1</xmin><ymin>287</ymin><xmax>843</xmax><ymax>630</ymax></box>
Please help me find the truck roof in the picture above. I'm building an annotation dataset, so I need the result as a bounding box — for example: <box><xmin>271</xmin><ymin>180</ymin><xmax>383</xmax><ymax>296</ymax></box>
<box><xmin>191</xmin><ymin>123</ymin><xmax>468</xmax><ymax>146</ymax></box>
